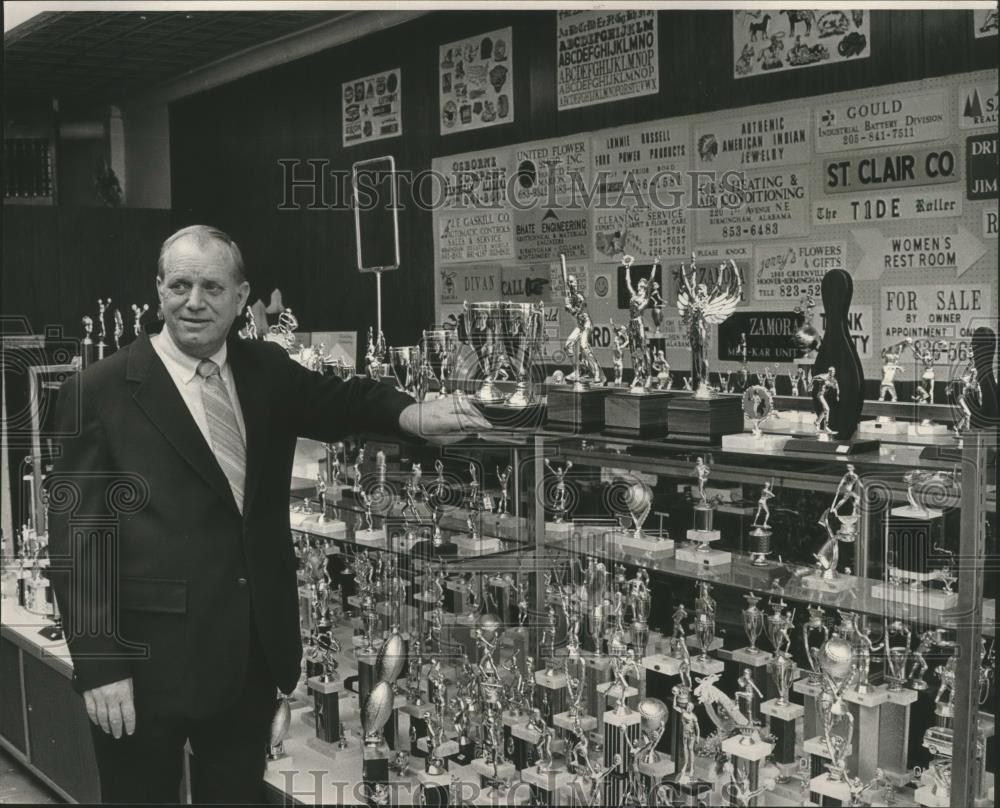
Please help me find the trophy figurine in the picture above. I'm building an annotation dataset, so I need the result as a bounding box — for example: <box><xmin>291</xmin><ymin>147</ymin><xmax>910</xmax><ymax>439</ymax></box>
<box><xmin>543</xmin><ymin>459</ymin><xmax>574</xmax><ymax>529</ymax></box>
<box><xmin>742</xmin><ymin>384</ymin><xmax>775</xmax><ymax>441</ymax></box>
<box><xmin>748</xmin><ymin>480</ymin><xmax>775</xmax><ymax>565</ymax></box>
<box><xmin>81</xmin><ymin>314</ymin><xmax>94</xmax><ymax>367</ymax></box>
<box><xmin>803</xmin><ymin>605</ymin><xmax>829</xmax><ymax>685</ymax></box>
<box><xmin>812</xmin><ymin>366</ymin><xmax>839</xmax><ymax>436</ymax></box>
<box><xmin>267</xmin><ymin>694</ymin><xmax>293</xmax><ymax>764</ymax></box>
<box><xmin>675</xmin><ymin>699</ymin><xmax>700</xmax><ymax>784</ymax></box>
<box><xmin>949</xmin><ymin>357</ymin><xmax>982</xmax><ymax>440</ymax></box>
<box><xmin>885</xmin><ymin>620</ymin><xmax>912</xmax><ymax>691</ymax></box>
<box><xmin>610</xmin><ymin>318</ymin><xmax>628</xmax><ymax>387</ymax></box>
<box><xmin>767</xmin><ymin>651</ymin><xmax>797</xmax><ymax>708</ymax></box>
<box><xmin>621</xmin><ymin>478</ymin><xmax>658</xmax><ymax>547</ymax></box>
<box><xmin>495</xmin><ymin>465</ymin><xmax>511</xmax><ymax>519</ymax></box>
<box><xmin>131</xmin><ymin>303</ymin><xmax>149</xmax><ymax>337</ymax></box>
<box><xmin>561</xmin><ymin>253</ymin><xmax>604</xmax><ymax>387</ymax></box>
<box><xmin>878</xmin><ymin>343</ymin><xmax>907</xmax><ymax>402</ymax></box>
<box><xmin>831</xmin><ymin>465</ymin><xmax>862</xmax><ymax>543</ymax></box>
<box><xmin>623</xmin><ymin>254</ymin><xmax>658</xmax><ymax>390</ymax></box>
<box><xmin>816</xmin><ymin>636</ymin><xmax>857</xmax><ymax>784</ymax></box>
<box><xmin>741</xmin><ymin>592</ymin><xmax>765</xmax><ymax>654</ymax></box>
<box><xmin>96</xmin><ymin>297</ymin><xmax>110</xmax><ymax>360</ymax></box>
<box><xmin>112</xmin><ymin>309</ymin><xmax>124</xmax><ymax>351</ymax></box>
<box><xmin>679</xmin><ymin>456</ymin><xmax>730</xmax><ymax>565</ymax></box>
<box><xmin>676</xmin><ymin>255</ymin><xmax>743</xmax><ymax>398</ymax></box>
<box><xmin>912</xmin><ymin>338</ymin><xmax>950</xmax><ymax>404</ymax></box>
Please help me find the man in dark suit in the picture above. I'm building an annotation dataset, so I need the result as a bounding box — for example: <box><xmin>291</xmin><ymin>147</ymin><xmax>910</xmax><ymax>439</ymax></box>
<box><xmin>48</xmin><ymin>225</ymin><xmax>489</xmax><ymax>803</ymax></box>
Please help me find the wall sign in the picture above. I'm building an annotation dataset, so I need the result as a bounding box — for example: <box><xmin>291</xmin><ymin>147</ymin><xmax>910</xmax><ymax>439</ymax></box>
<box><xmin>438</xmin><ymin>211</ymin><xmax>513</xmax><ymax>265</ymax></box>
<box><xmin>510</xmin><ymin>136</ymin><xmax>590</xmax><ymax>208</ymax></box>
<box><xmin>592</xmin><ymin>120</ymin><xmax>690</xmax><ymax>200</ymax></box>
<box><xmin>733</xmin><ymin>10</ymin><xmax>870</xmax><ymax>79</ymax></box>
<box><xmin>819</xmin><ymin>304</ymin><xmax>873</xmax><ymax>358</ymax></box>
<box><xmin>813</xmin><ymin>187</ymin><xmax>963</xmax><ymax>225</ymax></box>
<box><xmin>985</xmin><ymin>206</ymin><xmax>998</xmax><ymax>240</ymax></box>
<box><xmin>593</xmin><ymin>206</ymin><xmax>689</xmax><ymax>264</ymax></box>
<box><xmin>342</xmin><ymin>68</ymin><xmax>401</xmax><ymax>146</ymax></box>
<box><xmin>664</xmin><ymin>244</ymin><xmax>752</xmax><ymax>307</ymax></box>
<box><xmin>514</xmin><ymin>208</ymin><xmax>590</xmax><ymax>262</ymax></box>
<box><xmin>822</xmin><ymin>145</ymin><xmax>959</xmax><ymax>193</ymax></box>
<box><xmin>815</xmin><ymin>90</ymin><xmax>949</xmax><ymax>154</ymax></box>
<box><xmin>694</xmin><ymin>108</ymin><xmax>811</xmax><ymax>171</ymax></box>
<box><xmin>499</xmin><ymin>266</ymin><xmax>553</xmax><ymax>301</ymax></box>
<box><xmin>966</xmin><ymin>133</ymin><xmax>998</xmax><ymax>200</ymax></box>
<box><xmin>438</xmin><ymin>264</ymin><xmax>502</xmax><ymax>305</ymax></box>
<box><xmin>557</xmin><ymin>10</ymin><xmax>659</xmax><ymax>110</ymax></box>
<box><xmin>853</xmin><ymin>227</ymin><xmax>986</xmax><ymax>281</ymax></box>
<box><xmin>438</xmin><ymin>149</ymin><xmax>511</xmax><ymax>209</ymax></box>
<box><xmin>697</xmin><ymin>168</ymin><xmax>809</xmax><ymax>242</ymax></box>
<box><xmin>439</xmin><ymin>28</ymin><xmax>513</xmax><ymax>134</ymax></box>
<box><xmin>718</xmin><ymin>311</ymin><xmax>803</xmax><ymax>362</ymax></box>
<box><xmin>882</xmin><ymin>284</ymin><xmax>992</xmax><ymax>345</ymax></box>
<box><xmin>754</xmin><ymin>240</ymin><xmax>846</xmax><ymax>300</ymax></box>
<box><xmin>958</xmin><ymin>80</ymin><xmax>998</xmax><ymax>129</ymax></box>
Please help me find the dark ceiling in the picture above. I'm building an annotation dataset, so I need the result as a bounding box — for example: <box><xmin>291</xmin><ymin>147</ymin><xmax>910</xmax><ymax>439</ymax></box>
<box><xmin>4</xmin><ymin>11</ymin><xmax>347</xmax><ymax>106</ymax></box>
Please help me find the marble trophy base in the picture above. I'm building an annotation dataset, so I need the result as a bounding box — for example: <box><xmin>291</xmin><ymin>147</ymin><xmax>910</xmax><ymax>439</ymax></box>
<box><xmin>638</xmin><ymin>756</ymin><xmax>675</xmax><ymax>779</ymax></box>
<box><xmin>544</xmin><ymin>521</ymin><xmax>576</xmax><ymax>537</ymax></box>
<box><xmin>731</xmin><ymin>647</ymin><xmax>770</xmax><ymax>667</ymax></box>
<box><xmin>722</xmin><ymin>432</ymin><xmax>790</xmax><ymax>452</ymax></box>
<box><xmin>872</xmin><ymin>578</ymin><xmax>958</xmax><ymax>610</ymax></box>
<box><xmin>803</xmin><ymin>735</ymin><xmax>852</xmax><ymax>760</ymax></box>
<box><xmin>677</xmin><ymin>531</ymin><xmax>731</xmax><ymax>566</ymax></box>
<box><xmin>722</xmin><ymin>734</ymin><xmax>773</xmax><ymax>762</ymax></box>
<box><xmin>521</xmin><ymin>766</ymin><xmax>574</xmax><ymax>804</ymax></box>
<box><xmin>802</xmin><ymin>571</ymin><xmax>856</xmax><ymax>593</ymax></box>
<box><xmin>309</xmin><ymin>518</ymin><xmax>348</xmax><ymax>538</ymax></box>
<box><xmin>810</xmin><ymin>773</ymin><xmax>853</xmax><ymax>805</ymax></box>
<box><xmin>545</xmin><ymin>385</ymin><xmax>612</xmax><ymax>433</ymax></box>
<box><xmin>289</xmin><ymin>510</ymin><xmax>315</xmax><ymax>527</ymax></box>
<box><xmin>859</xmin><ymin>417</ymin><xmax>909</xmax><ymax>436</ymax></box>
<box><xmin>891</xmin><ymin>503</ymin><xmax>943</xmax><ymax>520</ymax></box>
<box><xmin>914</xmin><ymin>785</ymin><xmax>952</xmax><ymax>807</ymax></box>
<box><xmin>689</xmin><ymin>656</ymin><xmax>724</xmax><ymax>677</ymax></box>
<box><xmin>470</xmin><ymin>758</ymin><xmax>517</xmax><ymax>783</ymax></box>
<box><xmin>761</xmin><ymin>699</ymin><xmax>805</xmax><ymax>722</ymax></box>
<box><xmin>353</xmin><ymin>527</ymin><xmax>384</xmax><ymax>544</ymax></box>
<box><xmin>452</xmin><ymin>534</ymin><xmax>503</xmax><ymax>555</ymax></box>
<box><xmin>617</xmin><ymin>531</ymin><xmax>675</xmax><ymax>554</ymax></box>
<box><xmin>907</xmin><ymin>421</ymin><xmax>950</xmax><ymax>436</ymax></box>
<box><xmin>603</xmin><ymin>389</ymin><xmax>672</xmax><ymax>439</ymax></box>
<box><xmin>642</xmin><ymin>653</ymin><xmax>685</xmax><ymax>677</ymax></box>
<box><xmin>553</xmin><ymin>711</ymin><xmax>598</xmax><ymax>733</ymax></box>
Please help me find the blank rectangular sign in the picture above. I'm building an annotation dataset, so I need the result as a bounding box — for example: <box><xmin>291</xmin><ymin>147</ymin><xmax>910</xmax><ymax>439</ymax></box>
<box><xmin>353</xmin><ymin>156</ymin><xmax>400</xmax><ymax>272</ymax></box>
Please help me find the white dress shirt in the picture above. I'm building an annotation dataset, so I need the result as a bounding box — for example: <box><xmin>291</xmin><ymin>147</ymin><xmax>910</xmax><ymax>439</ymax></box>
<box><xmin>151</xmin><ymin>328</ymin><xmax>247</xmax><ymax>448</ymax></box>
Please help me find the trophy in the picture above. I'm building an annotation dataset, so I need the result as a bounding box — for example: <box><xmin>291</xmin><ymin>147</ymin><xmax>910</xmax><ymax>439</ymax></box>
<box><xmin>498</xmin><ymin>301</ymin><xmax>545</xmax><ymax>407</ymax></box>
<box><xmin>421</xmin><ymin>329</ymin><xmax>451</xmax><ymax>397</ymax></box>
<box><xmin>81</xmin><ymin>315</ymin><xmax>94</xmax><ymax>367</ymax></box>
<box><xmin>948</xmin><ymin>356</ymin><xmax>981</xmax><ymax>441</ymax></box>
<box><xmin>878</xmin><ymin>343</ymin><xmax>907</xmax><ymax>402</ymax></box>
<box><xmin>744</xmin><ymin>384</ymin><xmax>775</xmax><ymax>438</ymax></box>
<box><xmin>112</xmin><ymin>309</ymin><xmax>124</xmax><ymax>351</ymax></box>
<box><xmin>561</xmin><ymin>253</ymin><xmax>604</xmax><ymax>388</ymax></box>
<box><xmin>96</xmin><ymin>297</ymin><xmax>110</xmax><ymax>360</ymax></box>
<box><xmin>678</xmin><ymin>457</ymin><xmax>730</xmax><ymax>565</ymax></box>
<box><xmin>741</xmin><ymin>592</ymin><xmax>764</xmax><ymax>654</ymax></box>
<box><xmin>623</xmin><ymin>254</ymin><xmax>658</xmax><ymax>391</ymax></box>
<box><xmin>676</xmin><ymin>256</ymin><xmax>743</xmax><ymax>398</ymax></box>
<box><xmin>267</xmin><ymin>694</ymin><xmax>293</xmax><ymax>766</ymax></box>
<box><xmin>748</xmin><ymin>480</ymin><xmax>775</xmax><ymax>565</ymax></box>
<box><xmin>831</xmin><ymin>465</ymin><xmax>862</xmax><ymax>542</ymax></box>
<box><xmin>767</xmin><ymin>651</ymin><xmax>798</xmax><ymax>707</ymax></box>
<box><xmin>816</xmin><ymin>636</ymin><xmax>856</xmax><ymax>784</ymax></box>
<box><xmin>131</xmin><ymin>303</ymin><xmax>149</xmax><ymax>337</ymax></box>
<box><xmin>885</xmin><ymin>620</ymin><xmax>912</xmax><ymax>691</ymax></box>
<box><xmin>543</xmin><ymin>459</ymin><xmax>574</xmax><ymax>531</ymax></box>
<box><xmin>495</xmin><ymin>464</ymin><xmax>512</xmax><ymax>519</ymax></box>
<box><xmin>803</xmin><ymin>604</ymin><xmax>829</xmax><ymax>685</ymax></box>
<box><xmin>387</xmin><ymin>344</ymin><xmax>424</xmax><ymax>399</ymax></box>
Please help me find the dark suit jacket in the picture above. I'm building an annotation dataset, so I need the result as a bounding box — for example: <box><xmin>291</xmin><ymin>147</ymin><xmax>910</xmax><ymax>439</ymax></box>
<box><xmin>48</xmin><ymin>332</ymin><xmax>413</xmax><ymax>718</ymax></box>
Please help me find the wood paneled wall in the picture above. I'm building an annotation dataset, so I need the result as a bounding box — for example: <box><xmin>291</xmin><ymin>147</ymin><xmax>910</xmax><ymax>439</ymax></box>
<box><xmin>167</xmin><ymin>9</ymin><xmax>994</xmax><ymax>350</ymax></box>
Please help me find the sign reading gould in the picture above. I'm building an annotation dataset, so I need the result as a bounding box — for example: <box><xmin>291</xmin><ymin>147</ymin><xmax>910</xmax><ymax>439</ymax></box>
<box><xmin>815</xmin><ymin>90</ymin><xmax>949</xmax><ymax>153</ymax></box>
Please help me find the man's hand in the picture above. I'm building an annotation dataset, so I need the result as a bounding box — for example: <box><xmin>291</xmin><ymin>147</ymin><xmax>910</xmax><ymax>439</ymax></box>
<box><xmin>399</xmin><ymin>397</ymin><xmax>491</xmax><ymax>445</ymax></box>
<box><xmin>84</xmin><ymin>677</ymin><xmax>136</xmax><ymax>738</ymax></box>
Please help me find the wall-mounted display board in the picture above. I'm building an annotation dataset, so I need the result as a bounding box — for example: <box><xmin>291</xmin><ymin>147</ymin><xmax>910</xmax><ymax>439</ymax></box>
<box><xmin>342</xmin><ymin>68</ymin><xmax>401</xmax><ymax>147</ymax></box>
<box><xmin>431</xmin><ymin>68</ymin><xmax>998</xmax><ymax>380</ymax></box>
<box><xmin>439</xmin><ymin>27</ymin><xmax>513</xmax><ymax>134</ymax></box>
<box><xmin>732</xmin><ymin>9</ymin><xmax>870</xmax><ymax>79</ymax></box>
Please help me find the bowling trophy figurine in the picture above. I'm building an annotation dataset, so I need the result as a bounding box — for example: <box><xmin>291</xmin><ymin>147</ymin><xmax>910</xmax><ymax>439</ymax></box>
<box><xmin>561</xmin><ymin>253</ymin><xmax>604</xmax><ymax>387</ymax></box>
<box><xmin>676</xmin><ymin>255</ymin><xmax>743</xmax><ymax>398</ymax></box>
<box><xmin>813</xmin><ymin>366</ymin><xmax>839</xmax><ymax>436</ymax></box>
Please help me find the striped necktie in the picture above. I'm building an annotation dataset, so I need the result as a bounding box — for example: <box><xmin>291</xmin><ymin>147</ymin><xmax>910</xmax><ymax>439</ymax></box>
<box><xmin>197</xmin><ymin>359</ymin><xmax>246</xmax><ymax>512</ymax></box>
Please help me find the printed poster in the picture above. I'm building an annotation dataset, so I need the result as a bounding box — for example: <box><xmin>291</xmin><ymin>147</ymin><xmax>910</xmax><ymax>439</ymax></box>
<box><xmin>509</xmin><ymin>136</ymin><xmax>590</xmax><ymax>208</ymax></box>
<box><xmin>815</xmin><ymin>90</ymin><xmax>949</xmax><ymax>154</ymax></box>
<box><xmin>438</xmin><ymin>265</ymin><xmax>502</xmax><ymax>305</ymax></box>
<box><xmin>694</xmin><ymin>108</ymin><xmax>810</xmax><ymax>171</ymax></box>
<box><xmin>822</xmin><ymin>145</ymin><xmax>960</xmax><ymax>194</ymax></box>
<box><xmin>440</xmin><ymin>28</ymin><xmax>513</xmax><ymax>134</ymax></box>
<box><xmin>514</xmin><ymin>207</ymin><xmax>590</xmax><ymax>263</ymax></box>
<box><xmin>557</xmin><ymin>10</ymin><xmax>659</xmax><ymax>110</ymax></box>
<box><xmin>342</xmin><ymin>68</ymin><xmax>401</xmax><ymax>146</ymax></box>
<box><xmin>755</xmin><ymin>241</ymin><xmax>846</xmax><ymax>301</ymax></box>
<box><xmin>696</xmin><ymin>167</ymin><xmax>810</xmax><ymax>242</ymax></box>
<box><xmin>733</xmin><ymin>10</ymin><xmax>870</xmax><ymax>79</ymax></box>
<box><xmin>435</xmin><ymin>149</ymin><xmax>511</xmax><ymax>209</ymax></box>
<box><xmin>593</xmin><ymin>205</ymin><xmax>690</xmax><ymax>263</ymax></box>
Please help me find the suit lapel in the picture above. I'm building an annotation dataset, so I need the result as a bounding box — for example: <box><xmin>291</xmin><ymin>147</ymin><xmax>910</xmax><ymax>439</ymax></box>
<box><xmin>227</xmin><ymin>338</ymin><xmax>269</xmax><ymax>517</ymax></box>
<box><xmin>128</xmin><ymin>332</ymin><xmax>240</xmax><ymax>514</ymax></box>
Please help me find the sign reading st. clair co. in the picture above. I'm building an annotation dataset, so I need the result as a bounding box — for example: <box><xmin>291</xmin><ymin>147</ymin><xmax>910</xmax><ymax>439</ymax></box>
<box><xmin>823</xmin><ymin>145</ymin><xmax>959</xmax><ymax>193</ymax></box>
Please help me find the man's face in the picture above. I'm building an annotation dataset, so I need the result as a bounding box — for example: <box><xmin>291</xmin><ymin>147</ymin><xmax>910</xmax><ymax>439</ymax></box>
<box><xmin>156</xmin><ymin>238</ymin><xmax>249</xmax><ymax>358</ymax></box>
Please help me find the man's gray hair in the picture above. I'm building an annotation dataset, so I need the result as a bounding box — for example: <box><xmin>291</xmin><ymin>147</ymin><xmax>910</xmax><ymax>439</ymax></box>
<box><xmin>157</xmin><ymin>225</ymin><xmax>246</xmax><ymax>283</ymax></box>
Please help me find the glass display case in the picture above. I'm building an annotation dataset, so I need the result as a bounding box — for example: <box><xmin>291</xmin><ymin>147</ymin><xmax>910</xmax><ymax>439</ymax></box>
<box><xmin>284</xmin><ymin>425</ymin><xmax>995</xmax><ymax>807</ymax></box>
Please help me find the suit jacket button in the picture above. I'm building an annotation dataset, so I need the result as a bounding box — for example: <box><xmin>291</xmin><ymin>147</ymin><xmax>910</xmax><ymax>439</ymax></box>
<box><xmin>237</xmin><ymin>577</ymin><xmax>248</xmax><ymax>587</ymax></box>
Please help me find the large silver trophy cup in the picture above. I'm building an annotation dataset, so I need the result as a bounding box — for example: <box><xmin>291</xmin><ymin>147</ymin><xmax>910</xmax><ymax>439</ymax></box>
<box><xmin>467</xmin><ymin>301</ymin><xmax>544</xmax><ymax>407</ymax></box>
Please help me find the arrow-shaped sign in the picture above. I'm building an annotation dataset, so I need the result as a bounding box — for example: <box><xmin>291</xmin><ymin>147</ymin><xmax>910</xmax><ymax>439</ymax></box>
<box><xmin>852</xmin><ymin>224</ymin><xmax>985</xmax><ymax>280</ymax></box>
